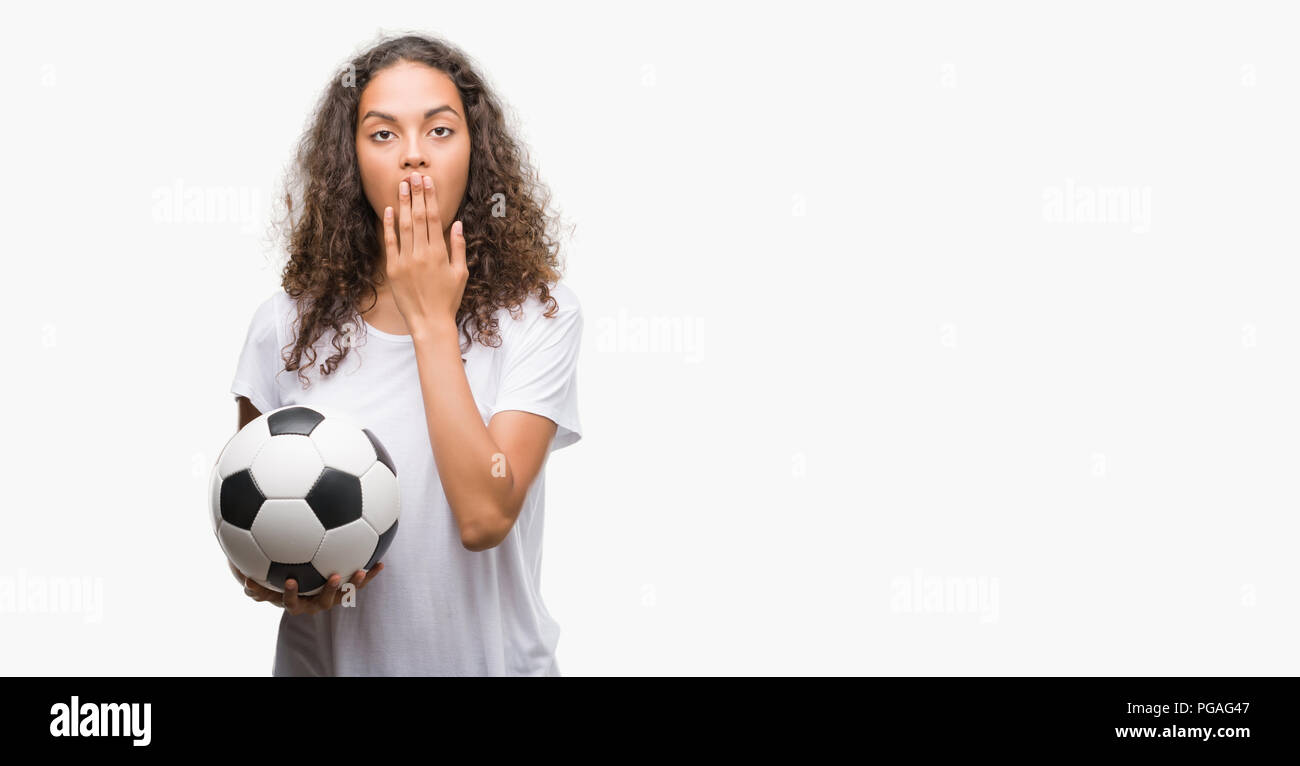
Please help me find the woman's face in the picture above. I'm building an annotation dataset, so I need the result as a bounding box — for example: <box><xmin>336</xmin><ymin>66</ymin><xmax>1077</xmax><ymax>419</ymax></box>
<box><xmin>355</xmin><ymin>61</ymin><xmax>471</xmax><ymax>251</ymax></box>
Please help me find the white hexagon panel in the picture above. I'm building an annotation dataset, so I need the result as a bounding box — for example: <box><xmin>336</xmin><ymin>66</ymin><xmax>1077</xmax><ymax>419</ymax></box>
<box><xmin>251</xmin><ymin>498</ymin><xmax>326</xmax><ymax>564</ymax></box>
<box><xmin>309</xmin><ymin>413</ymin><xmax>378</xmax><ymax>476</ymax></box>
<box><xmin>218</xmin><ymin>522</ymin><xmax>272</xmax><ymax>584</ymax></box>
<box><xmin>313</xmin><ymin>519</ymin><xmax>380</xmax><ymax>584</ymax></box>
<box><xmin>250</xmin><ymin>435</ymin><xmax>324</xmax><ymax>499</ymax></box>
<box><xmin>360</xmin><ymin>461</ymin><xmax>400</xmax><ymax>536</ymax></box>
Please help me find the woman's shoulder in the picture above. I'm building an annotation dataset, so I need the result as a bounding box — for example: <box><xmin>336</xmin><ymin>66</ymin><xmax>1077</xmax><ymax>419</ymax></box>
<box><xmin>495</xmin><ymin>280</ymin><xmax>582</xmax><ymax>327</ymax></box>
<box><xmin>245</xmin><ymin>288</ymin><xmax>298</xmax><ymax>345</ymax></box>
<box><xmin>248</xmin><ymin>287</ymin><xmax>293</xmax><ymax>315</ymax></box>
<box><xmin>484</xmin><ymin>281</ymin><xmax>582</xmax><ymax>356</ymax></box>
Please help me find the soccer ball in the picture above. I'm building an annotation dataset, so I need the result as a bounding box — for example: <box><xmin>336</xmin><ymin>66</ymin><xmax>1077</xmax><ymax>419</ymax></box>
<box><xmin>210</xmin><ymin>404</ymin><xmax>400</xmax><ymax>596</ymax></box>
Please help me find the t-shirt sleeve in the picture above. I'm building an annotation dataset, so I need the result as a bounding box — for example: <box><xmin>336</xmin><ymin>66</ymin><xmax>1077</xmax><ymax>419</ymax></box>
<box><xmin>230</xmin><ymin>294</ymin><xmax>285</xmax><ymax>417</ymax></box>
<box><xmin>490</xmin><ymin>287</ymin><xmax>584</xmax><ymax>452</ymax></box>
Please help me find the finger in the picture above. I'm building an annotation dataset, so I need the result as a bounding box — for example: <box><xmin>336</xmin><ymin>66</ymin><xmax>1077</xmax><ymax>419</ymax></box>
<box><xmin>301</xmin><ymin>574</ymin><xmax>335</xmax><ymax>614</ymax></box>
<box><xmin>409</xmin><ymin>172</ymin><xmax>430</xmax><ymax>255</ymax></box>
<box><xmin>244</xmin><ymin>577</ymin><xmax>282</xmax><ymax>605</ymax></box>
<box><xmin>398</xmin><ymin>180</ymin><xmax>412</xmax><ymax>258</ymax></box>
<box><xmin>421</xmin><ymin>174</ymin><xmax>445</xmax><ymax>256</ymax></box>
<box><xmin>357</xmin><ymin>561</ymin><xmax>385</xmax><ymax>591</ymax></box>
<box><xmin>450</xmin><ymin>220</ymin><xmax>467</xmax><ymax>274</ymax></box>
<box><xmin>312</xmin><ymin>574</ymin><xmax>342</xmax><ymax>613</ymax></box>
<box><xmin>283</xmin><ymin>578</ymin><xmax>300</xmax><ymax>612</ymax></box>
<box><xmin>383</xmin><ymin>206</ymin><xmax>397</xmax><ymax>268</ymax></box>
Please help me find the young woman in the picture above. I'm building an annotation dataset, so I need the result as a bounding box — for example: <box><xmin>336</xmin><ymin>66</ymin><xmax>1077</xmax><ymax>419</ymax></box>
<box><xmin>227</xmin><ymin>33</ymin><xmax>583</xmax><ymax>676</ymax></box>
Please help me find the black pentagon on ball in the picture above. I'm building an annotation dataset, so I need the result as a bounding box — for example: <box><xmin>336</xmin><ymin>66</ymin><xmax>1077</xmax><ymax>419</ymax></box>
<box><xmin>266</xmin><ymin>561</ymin><xmax>327</xmax><ymax>594</ymax></box>
<box><xmin>219</xmin><ymin>469</ymin><xmax>265</xmax><ymax>530</ymax></box>
<box><xmin>268</xmin><ymin>406</ymin><xmax>326</xmax><ymax>437</ymax></box>
<box><xmin>363</xmin><ymin>428</ymin><xmax>397</xmax><ymax>476</ymax></box>
<box><xmin>365</xmin><ymin>519</ymin><xmax>399</xmax><ymax>570</ymax></box>
<box><xmin>304</xmin><ymin>467</ymin><xmax>363</xmax><ymax>529</ymax></box>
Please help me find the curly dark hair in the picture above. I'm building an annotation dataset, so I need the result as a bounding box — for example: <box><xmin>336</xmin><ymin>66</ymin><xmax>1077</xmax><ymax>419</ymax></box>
<box><xmin>269</xmin><ymin>32</ymin><xmax>568</xmax><ymax>388</ymax></box>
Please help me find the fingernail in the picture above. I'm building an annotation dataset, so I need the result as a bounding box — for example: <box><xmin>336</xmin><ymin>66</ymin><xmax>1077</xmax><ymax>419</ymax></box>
<box><xmin>423</xmin><ymin>175</ymin><xmax>432</xmax><ymax>188</ymax></box>
<box><xmin>400</xmin><ymin>181</ymin><xmax>409</xmax><ymax>196</ymax></box>
<box><xmin>385</xmin><ymin>207</ymin><xmax>392</xmax><ymax>220</ymax></box>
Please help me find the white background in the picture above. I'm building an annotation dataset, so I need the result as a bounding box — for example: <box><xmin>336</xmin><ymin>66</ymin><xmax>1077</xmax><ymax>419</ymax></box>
<box><xmin>1</xmin><ymin>0</ymin><xmax>1296</xmax><ymax>675</ymax></box>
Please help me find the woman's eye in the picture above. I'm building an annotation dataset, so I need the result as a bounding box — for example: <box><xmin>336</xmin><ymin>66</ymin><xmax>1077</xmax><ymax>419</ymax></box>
<box><xmin>371</xmin><ymin>127</ymin><xmax>453</xmax><ymax>142</ymax></box>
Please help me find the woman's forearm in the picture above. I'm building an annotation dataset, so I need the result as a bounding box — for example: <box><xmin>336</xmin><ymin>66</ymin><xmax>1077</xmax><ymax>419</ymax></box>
<box><xmin>410</xmin><ymin>320</ymin><xmax>513</xmax><ymax>548</ymax></box>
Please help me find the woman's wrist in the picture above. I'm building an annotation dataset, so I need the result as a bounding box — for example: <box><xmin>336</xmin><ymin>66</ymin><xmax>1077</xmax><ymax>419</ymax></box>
<box><xmin>411</xmin><ymin>317</ymin><xmax>460</xmax><ymax>346</ymax></box>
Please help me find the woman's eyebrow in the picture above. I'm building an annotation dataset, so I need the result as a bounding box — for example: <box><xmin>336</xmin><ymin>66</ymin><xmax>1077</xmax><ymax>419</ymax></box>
<box><xmin>361</xmin><ymin>105</ymin><xmax>462</xmax><ymax>123</ymax></box>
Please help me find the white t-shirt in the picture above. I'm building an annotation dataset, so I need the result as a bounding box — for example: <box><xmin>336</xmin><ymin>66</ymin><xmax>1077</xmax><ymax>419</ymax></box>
<box><xmin>228</xmin><ymin>281</ymin><xmax>583</xmax><ymax>676</ymax></box>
